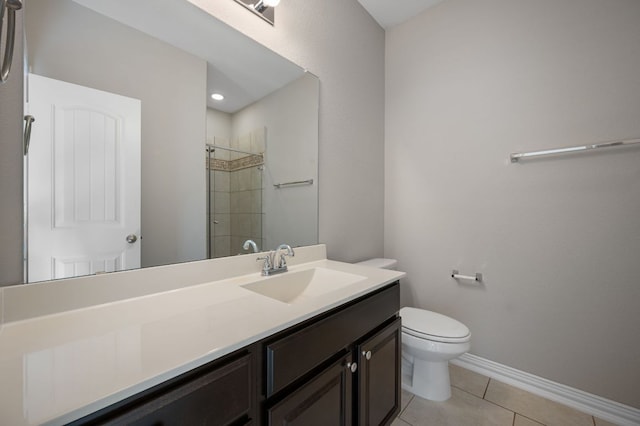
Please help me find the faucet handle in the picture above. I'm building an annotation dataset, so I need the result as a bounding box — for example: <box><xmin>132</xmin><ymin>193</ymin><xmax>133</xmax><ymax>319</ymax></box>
<box><xmin>256</xmin><ymin>255</ymin><xmax>272</xmax><ymax>273</ymax></box>
<box><xmin>277</xmin><ymin>252</ymin><xmax>288</xmax><ymax>269</ymax></box>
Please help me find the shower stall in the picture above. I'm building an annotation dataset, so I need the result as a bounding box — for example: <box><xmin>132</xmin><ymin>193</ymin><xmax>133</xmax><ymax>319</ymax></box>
<box><xmin>206</xmin><ymin>145</ymin><xmax>264</xmax><ymax>258</ymax></box>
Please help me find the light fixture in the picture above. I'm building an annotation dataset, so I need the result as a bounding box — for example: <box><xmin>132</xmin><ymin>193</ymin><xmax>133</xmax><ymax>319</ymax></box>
<box><xmin>211</xmin><ymin>93</ymin><xmax>224</xmax><ymax>101</ymax></box>
<box><xmin>233</xmin><ymin>0</ymin><xmax>279</xmax><ymax>25</ymax></box>
<box><xmin>253</xmin><ymin>0</ymin><xmax>279</xmax><ymax>13</ymax></box>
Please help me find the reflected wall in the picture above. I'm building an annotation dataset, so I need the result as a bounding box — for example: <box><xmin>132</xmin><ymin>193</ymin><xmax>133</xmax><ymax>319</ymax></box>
<box><xmin>26</xmin><ymin>0</ymin><xmax>207</xmax><ymax>269</ymax></box>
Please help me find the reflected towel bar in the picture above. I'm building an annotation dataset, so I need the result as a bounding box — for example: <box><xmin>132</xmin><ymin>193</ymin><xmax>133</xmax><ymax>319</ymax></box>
<box><xmin>510</xmin><ymin>138</ymin><xmax>640</xmax><ymax>163</ymax></box>
<box><xmin>274</xmin><ymin>179</ymin><xmax>313</xmax><ymax>189</ymax></box>
<box><xmin>451</xmin><ymin>270</ymin><xmax>483</xmax><ymax>282</ymax></box>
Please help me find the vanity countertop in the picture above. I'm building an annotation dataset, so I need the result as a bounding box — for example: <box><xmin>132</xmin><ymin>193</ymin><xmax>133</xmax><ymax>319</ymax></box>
<box><xmin>0</xmin><ymin>250</ymin><xmax>404</xmax><ymax>425</ymax></box>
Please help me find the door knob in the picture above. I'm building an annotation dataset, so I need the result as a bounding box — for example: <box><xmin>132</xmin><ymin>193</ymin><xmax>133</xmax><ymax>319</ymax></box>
<box><xmin>362</xmin><ymin>350</ymin><xmax>372</xmax><ymax>360</ymax></box>
<box><xmin>347</xmin><ymin>362</ymin><xmax>357</xmax><ymax>373</ymax></box>
<box><xmin>126</xmin><ymin>234</ymin><xmax>138</xmax><ymax>244</ymax></box>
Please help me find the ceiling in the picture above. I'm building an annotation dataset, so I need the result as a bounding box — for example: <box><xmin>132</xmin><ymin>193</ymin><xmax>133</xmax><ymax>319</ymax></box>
<box><xmin>73</xmin><ymin>0</ymin><xmax>304</xmax><ymax>113</ymax></box>
<box><xmin>357</xmin><ymin>0</ymin><xmax>445</xmax><ymax>29</ymax></box>
<box><xmin>72</xmin><ymin>0</ymin><xmax>443</xmax><ymax>112</ymax></box>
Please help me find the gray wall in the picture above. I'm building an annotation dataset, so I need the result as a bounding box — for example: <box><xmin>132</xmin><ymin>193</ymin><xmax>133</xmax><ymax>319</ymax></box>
<box><xmin>188</xmin><ymin>0</ymin><xmax>386</xmax><ymax>263</ymax></box>
<box><xmin>26</xmin><ymin>0</ymin><xmax>207</xmax><ymax>270</ymax></box>
<box><xmin>385</xmin><ymin>0</ymin><xmax>640</xmax><ymax>408</ymax></box>
<box><xmin>232</xmin><ymin>74</ymin><xmax>319</xmax><ymax>251</ymax></box>
<box><xmin>0</xmin><ymin>11</ymin><xmax>23</xmax><ymax>286</ymax></box>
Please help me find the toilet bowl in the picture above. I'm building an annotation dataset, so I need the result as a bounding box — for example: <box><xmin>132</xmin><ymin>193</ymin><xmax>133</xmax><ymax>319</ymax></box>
<box><xmin>355</xmin><ymin>258</ymin><xmax>471</xmax><ymax>402</ymax></box>
<box><xmin>400</xmin><ymin>307</ymin><xmax>470</xmax><ymax>401</ymax></box>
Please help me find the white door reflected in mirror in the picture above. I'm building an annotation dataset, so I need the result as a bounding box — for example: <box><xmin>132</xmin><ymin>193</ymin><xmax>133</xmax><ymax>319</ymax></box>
<box><xmin>27</xmin><ymin>74</ymin><xmax>141</xmax><ymax>282</ymax></box>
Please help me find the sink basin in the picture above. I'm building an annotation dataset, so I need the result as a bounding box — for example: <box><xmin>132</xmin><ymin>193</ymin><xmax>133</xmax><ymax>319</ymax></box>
<box><xmin>241</xmin><ymin>267</ymin><xmax>366</xmax><ymax>304</ymax></box>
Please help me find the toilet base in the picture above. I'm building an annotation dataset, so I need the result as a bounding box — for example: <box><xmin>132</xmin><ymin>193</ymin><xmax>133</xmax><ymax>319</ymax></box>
<box><xmin>402</xmin><ymin>358</ymin><xmax>452</xmax><ymax>401</ymax></box>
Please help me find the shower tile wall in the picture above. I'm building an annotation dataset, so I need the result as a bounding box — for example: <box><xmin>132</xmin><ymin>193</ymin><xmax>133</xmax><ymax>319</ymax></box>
<box><xmin>230</xmin><ymin>165</ymin><xmax>263</xmax><ymax>254</ymax></box>
<box><xmin>211</xmin><ymin>169</ymin><xmax>231</xmax><ymax>257</ymax></box>
<box><xmin>208</xmin><ymin>129</ymin><xmax>265</xmax><ymax>258</ymax></box>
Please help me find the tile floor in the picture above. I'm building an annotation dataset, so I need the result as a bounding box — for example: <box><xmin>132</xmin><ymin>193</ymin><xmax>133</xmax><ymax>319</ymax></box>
<box><xmin>392</xmin><ymin>364</ymin><xmax>619</xmax><ymax>426</ymax></box>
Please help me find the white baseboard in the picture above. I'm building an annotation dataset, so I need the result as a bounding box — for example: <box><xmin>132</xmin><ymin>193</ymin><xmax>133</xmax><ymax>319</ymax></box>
<box><xmin>450</xmin><ymin>353</ymin><xmax>640</xmax><ymax>426</ymax></box>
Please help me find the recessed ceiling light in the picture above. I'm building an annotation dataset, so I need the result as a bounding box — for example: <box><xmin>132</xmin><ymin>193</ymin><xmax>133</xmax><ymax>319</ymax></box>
<box><xmin>211</xmin><ymin>93</ymin><xmax>224</xmax><ymax>101</ymax></box>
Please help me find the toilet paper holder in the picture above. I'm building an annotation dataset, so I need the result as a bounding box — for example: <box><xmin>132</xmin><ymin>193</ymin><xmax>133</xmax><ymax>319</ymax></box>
<box><xmin>451</xmin><ymin>270</ymin><xmax>483</xmax><ymax>282</ymax></box>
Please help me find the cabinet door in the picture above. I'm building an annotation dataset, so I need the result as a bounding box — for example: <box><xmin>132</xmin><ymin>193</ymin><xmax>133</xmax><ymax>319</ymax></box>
<box><xmin>357</xmin><ymin>318</ymin><xmax>402</xmax><ymax>426</ymax></box>
<box><xmin>267</xmin><ymin>354</ymin><xmax>354</xmax><ymax>426</ymax></box>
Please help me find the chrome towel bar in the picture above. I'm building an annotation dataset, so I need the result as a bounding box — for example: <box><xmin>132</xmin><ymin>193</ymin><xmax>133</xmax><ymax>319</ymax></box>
<box><xmin>451</xmin><ymin>270</ymin><xmax>483</xmax><ymax>282</ymax></box>
<box><xmin>510</xmin><ymin>138</ymin><xmax>640</xmax><ymax>163</ymax></box>
<box><xmin>274</xmin><ymin>179</ymin><xmax>313</xmax><ymax>189</ymax></box>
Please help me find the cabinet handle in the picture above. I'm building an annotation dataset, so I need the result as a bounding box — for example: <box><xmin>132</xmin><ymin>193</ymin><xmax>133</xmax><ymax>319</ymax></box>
<box><xmin>362</xmin><ymin>350</ymin><xmax>372</xmax><ymax>360</ymax></box>
<box><xmin>346</xmin><ymin>362</ymin><xmax>357</xmax><ymax>373</ymax></box>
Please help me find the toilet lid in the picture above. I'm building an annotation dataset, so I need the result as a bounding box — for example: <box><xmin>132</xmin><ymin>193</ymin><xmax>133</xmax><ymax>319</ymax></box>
<box><xmin>400</xmin><ymin>307</ymin><xmax>470</xmax><ymax>343</ymax></box>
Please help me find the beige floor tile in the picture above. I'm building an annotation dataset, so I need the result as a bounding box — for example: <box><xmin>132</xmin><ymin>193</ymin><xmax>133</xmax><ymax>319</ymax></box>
<box><xmin>391</xmin><ymin>417</ymin><xmax>413</xmax><ymax>426</ymax></box>
<box><xmin>515</xmin><ymin>414</ymin><xmax>545</xmax><ymax>426</ymax></box>
<box><xmin>450</xmin><ymin>364</ymin><xmax>490</xmax><ymax>398</ymax></box>
<box><xmin>485</xmin><ymin>380</ymin><xmax>593</xmax><ymax>426</ymax></box>
<box><xmin>401</xmin><ymin>389</ymin><xmax>415</xmax><ymax>412</ymax></box>
<box><xmin>594</xmin><ymin>418</ymin><xmax>620</xmax><ymax>426</ymax></box>
<box><xmin>400</xmin><ymin>387</ymin><xmax>514</xmax><ymax>426</ymax></box>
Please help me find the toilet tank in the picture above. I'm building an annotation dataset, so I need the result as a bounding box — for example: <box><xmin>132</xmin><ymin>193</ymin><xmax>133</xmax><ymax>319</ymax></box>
<box><xmin>356</xmin><ymin>258</ymin><xmax>398</xmax><ymax>270</ymax></box>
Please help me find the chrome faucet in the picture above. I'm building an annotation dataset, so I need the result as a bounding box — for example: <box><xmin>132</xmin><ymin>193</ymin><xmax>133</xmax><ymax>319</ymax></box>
<box><xmin>243</xmin><ymin>239</ymin><xmax>259</xmax><ymax>253</ymax></box>
<box><xmin>257</xmin><ymin>244</ymin><xmax>295</xmax><ymax>276</ymax></box>
<box><xmin>274</xmin><ymin>244</ymin><xmax>295</xmax><ymax>269</ymax></box>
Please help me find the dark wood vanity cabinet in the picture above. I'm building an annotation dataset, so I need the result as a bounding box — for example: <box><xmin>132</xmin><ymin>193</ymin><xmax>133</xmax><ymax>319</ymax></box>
<box><xmin>72</xmin><ymin>350</ymin><xmax>256</xmax><ymax>426</ymax></box>
<box><xmin>72</xmin><ymin>281</ymin><xmax>400</xmax><ymax>426</ymax></box>
<box><xmin>264</xmin><ymin>317</ymin><xmax>401</xmax><ymax>426</ymax></box>
<box><xmin>261</xmin><ymin>282</ymin><xmax>401</xmax><ymax>426</ymax></box>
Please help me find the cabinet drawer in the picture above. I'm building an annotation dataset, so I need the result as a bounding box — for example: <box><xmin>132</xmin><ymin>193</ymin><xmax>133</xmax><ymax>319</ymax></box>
<box><xmin>265</xmin><ymin>282</ymin><xmax>399</xmax><ymax>396</ymax></box>
<box><xmin>94</xmin><ymin>353</ymin><xmax>253</xmax><ymax>426</ymax></box>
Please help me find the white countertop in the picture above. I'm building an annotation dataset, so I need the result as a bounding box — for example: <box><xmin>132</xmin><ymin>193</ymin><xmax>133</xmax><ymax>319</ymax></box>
<box><xmin>0</xmin><ymin>252</ymin><xmax>404</xmax><ymax>425</ymax></box>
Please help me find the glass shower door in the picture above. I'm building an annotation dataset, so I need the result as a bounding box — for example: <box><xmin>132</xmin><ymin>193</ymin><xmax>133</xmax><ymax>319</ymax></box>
<box><xmin>207</xmin><ymin>145</ymin><xmax>263</xmax><ymax>258</ymax></box>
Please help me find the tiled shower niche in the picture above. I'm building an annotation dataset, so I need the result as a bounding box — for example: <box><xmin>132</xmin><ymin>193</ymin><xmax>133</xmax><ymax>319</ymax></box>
<box><xmin>206</xmin><ymin>142</ymin><xmax>264</xmax><ymax>258</ymax></box>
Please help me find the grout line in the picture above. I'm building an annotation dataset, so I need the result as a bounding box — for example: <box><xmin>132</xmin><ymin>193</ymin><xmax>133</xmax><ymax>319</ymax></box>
<box><xmin>451</xmin><ymin>384</ymin><xmax>493</xmax><ymax>402</ymax></box>
<box><xmin>397</xmin><ymin>409</ymin><xmax>414</xmax><ymax>426</ymax></box>
<box><xmin>401</xmin><ymin>396</ymin><xmax>414</xmax><ymax>415</ymax></box>
<box><xmin>398</xmin><ymin>392</ymin><xmax>415</xmax><ymax>419</ymax></box>
<box><xmin>517</xmin><ymin>414</ymin><xmax>546</xmax><ymax>425</ymax></box>
<box><xmin>479</xmin><ymin>394</ymin><xmax>526</xmax><ymax>420</ymax></box>
<box><xmin>512</xmin><ymin>411</ymin><xmax>516</xmax><ymax>426</ymax></box>
<box><xmin>483</xmin><ymin>378</ymin><xmax>491</xmax><ymax>399</ymax></box>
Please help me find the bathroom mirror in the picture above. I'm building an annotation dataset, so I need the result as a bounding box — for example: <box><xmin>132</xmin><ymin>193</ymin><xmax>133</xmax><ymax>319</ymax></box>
<box><xmin>16</xmin><ymin>0</ymin><xmax>318</xmax><ymax>284</ymax></box>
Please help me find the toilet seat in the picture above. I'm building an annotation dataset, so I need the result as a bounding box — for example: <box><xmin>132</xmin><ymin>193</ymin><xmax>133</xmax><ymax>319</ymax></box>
<box><xmin>400</xmin><ymin>307</ymin><xmax>471</xmax><ymax>344</ymax></box>
<box><xmin>402</xmin><ymin>326</ymin><xmax>470</xmax><ymax>344</ymax></box>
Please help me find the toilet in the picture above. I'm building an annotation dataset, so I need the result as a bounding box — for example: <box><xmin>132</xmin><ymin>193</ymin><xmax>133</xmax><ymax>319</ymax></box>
<box><xmin>356</xmin><ymin>258</ymin><xmax>471</xmax><ymax>402</ymax></box>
